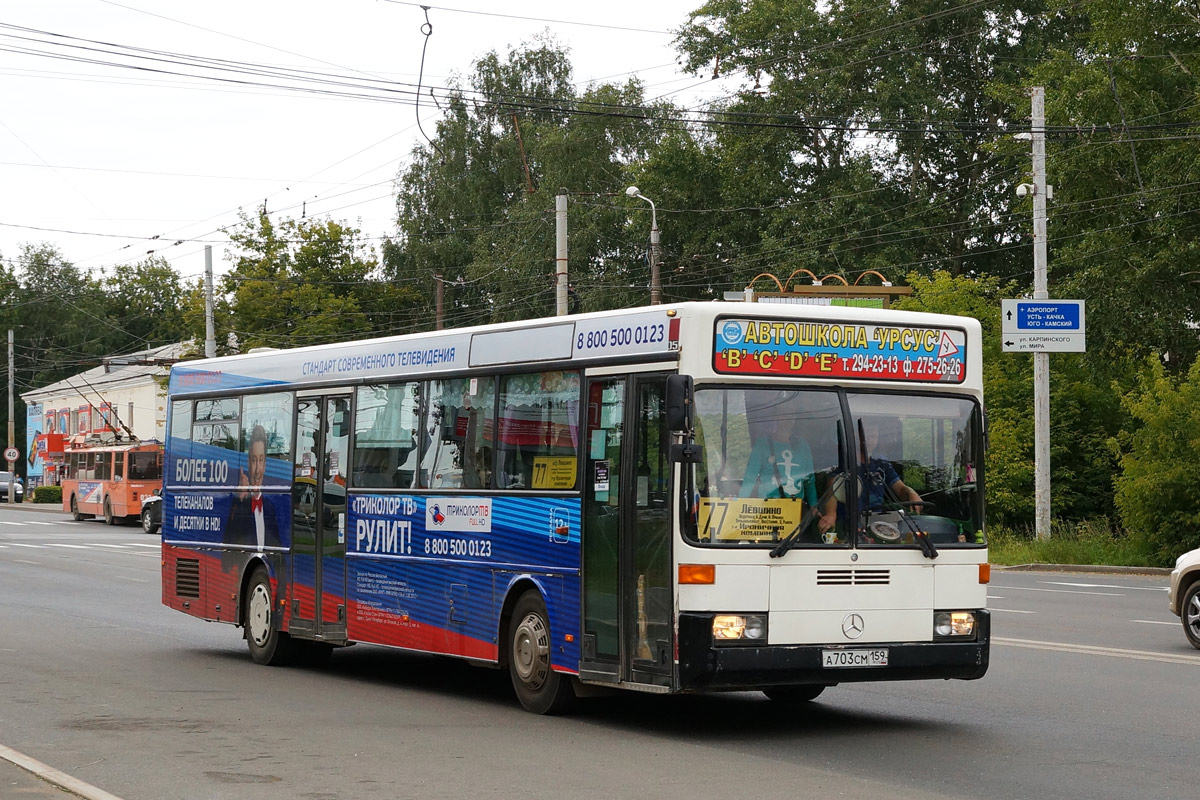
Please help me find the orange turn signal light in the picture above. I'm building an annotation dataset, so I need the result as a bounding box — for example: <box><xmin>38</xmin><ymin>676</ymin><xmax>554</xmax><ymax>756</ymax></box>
<box><xmin>679</xmin><ymin>564</ymin><xmax>715</xmax><ymax>584</ymax></box>
<box><xmin>979</xmin><ymin>563</ymin><xmax>991</xmax><ymax>584</ymax></box>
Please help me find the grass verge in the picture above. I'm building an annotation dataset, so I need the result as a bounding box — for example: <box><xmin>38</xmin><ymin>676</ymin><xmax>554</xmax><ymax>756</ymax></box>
<box><xmin>987</xmin><ymin>517</ymin><xmax>1155</xmax><ymax>567</ymax></box>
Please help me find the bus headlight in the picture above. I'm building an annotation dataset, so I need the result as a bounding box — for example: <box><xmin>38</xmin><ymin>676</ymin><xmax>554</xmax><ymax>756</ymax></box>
<box><xmin>933</xmin><ymin>611</ymin><xmax>976</xmax><ymax>639</ymax></box>
<box><xmin>713</xmin><ymin>614</ymin><xmax>767</xmax><ymax>643</ymax></box>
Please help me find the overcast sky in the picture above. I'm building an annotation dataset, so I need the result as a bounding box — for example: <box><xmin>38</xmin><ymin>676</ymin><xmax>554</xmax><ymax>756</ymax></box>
<box><xmin>1</xmin><ymin>0</ymin><xmax>721</xmax><ymax>287</ymax></box>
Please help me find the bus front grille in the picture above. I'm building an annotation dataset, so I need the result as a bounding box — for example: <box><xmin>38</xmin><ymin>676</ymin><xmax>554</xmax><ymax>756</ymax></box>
<box><xmin>817</xmin><ymin>569</ymin><xmax>891</xmax><ymax>586</ymax></box>
<box><xmin>176</xmin><ymin>558</ymin><xmax>200</xmax><ymax>598</ymax></box>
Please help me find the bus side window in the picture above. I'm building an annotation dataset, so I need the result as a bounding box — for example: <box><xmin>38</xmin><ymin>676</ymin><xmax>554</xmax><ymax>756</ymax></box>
<box><xmin>497</xmin><ymin>371</ymin><xmax>579</xmax><ymax>490</ymax></box>
<box><xmin>353</xmin><ymin>383</ymin><xmax>420</xmax><ymax>489</ymax></box>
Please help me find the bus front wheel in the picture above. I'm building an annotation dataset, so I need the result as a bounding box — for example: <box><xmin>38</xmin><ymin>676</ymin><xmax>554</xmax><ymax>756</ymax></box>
<box><xmin>244</xmin><ymin>567</ymin><xmax>297</xmax><ymax>666</ymax></box>
<box><xmin>103</xmin><ymin>497</ymin><xmax>116</xmax><ymax>526</ymax></box>
<box><xmin>70</xmin><ymin>495</ymin><xmax>90</xmax><ymax>522</ymax></box>
<box><xmin>508</xmin><ymin>590</ymin><xmax>575</xmax><ymax>715</ymax></box>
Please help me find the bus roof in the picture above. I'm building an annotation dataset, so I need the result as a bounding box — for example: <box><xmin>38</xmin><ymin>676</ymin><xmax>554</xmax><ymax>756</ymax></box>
<box><xmin>169</xmin><ymin>302</ymin><xmax>981</xmax><ymax>396</ymax></box>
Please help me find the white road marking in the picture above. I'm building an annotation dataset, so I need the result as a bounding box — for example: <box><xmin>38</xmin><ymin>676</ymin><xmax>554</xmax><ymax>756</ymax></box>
<box><xmin>23</xmin><ymin>521</ymin><xmax>55</xmax><ymax>526</ymax></box>
<box><xmin>1042</xmin><ymin>581</ymin><xmax>1167</xmax><ymax>592</ymax></box>
<box><xmin>1131</xmin><ymin>619</ymin><xmax>1177</xmax><ymax>626</ymax></box>
<box><xmin>124</xmin><ymin>542</ymin><xmax>160</xmax><ymax>548</ymax></box>
<box><xmin>45</xmin><ymin>544</ymin><xmax>89</xmax><ymax>549</ymax></box>
<box><xmin>995</xmin><ymin>637</ymin><xmax>1200</xmax><ymax>666</ymax></box>
<box><xmin>0</xmin><ymin>521</ymin><xmax>23</xmax><ymax>526</ymax></box>
<box><xmin>989</xmin><ymin>608</ymin><xmax>1035</xmax><ymax>614</ymax></box>
<box><xmin>994</xmin><ymin>585</ymin><xmax>1122</xmax><ymax>597</ymax></box>
<box><xmin>8</xmin><ymin>543</ymin><xmax>45</xmax><ymax>548</ymax></box>
<box><xmin>987</xmin><ymin>595</ymin><xmax>1005</xmax><ymax>600</ymax></box>
<box><xmin>13</xmin><ymin>559</ymin><xmax>39</xmax><ymax>565</ymax></box>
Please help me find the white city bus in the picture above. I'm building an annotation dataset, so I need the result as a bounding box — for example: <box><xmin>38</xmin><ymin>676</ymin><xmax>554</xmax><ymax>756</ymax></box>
<box><xmin>161</xmin><ymin>300</ymin><xmax>988</xmax><ymax>713</ymax></box>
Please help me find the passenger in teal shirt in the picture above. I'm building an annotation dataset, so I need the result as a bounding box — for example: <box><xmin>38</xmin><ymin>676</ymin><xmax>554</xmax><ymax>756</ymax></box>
<box><xmin>739</xmin><ymin>416</ymin><xmax>836</xmax><ymax>537</ymax></box>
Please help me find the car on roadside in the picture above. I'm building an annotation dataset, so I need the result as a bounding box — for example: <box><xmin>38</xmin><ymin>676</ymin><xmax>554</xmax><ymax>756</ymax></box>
<box><xmin>1168</xmin><ymin>546</ymin><xmax>1200</xmax><ymax>649</ymax></box>
<box><xmin>140</xmin><ymin>490</ymin><xmax>161</xmax><ymax>534</ymax></box>
<box><xmin>0</xmin><ymin>471</ymin><xmax>24</xmax><ymax>503</ymax></box>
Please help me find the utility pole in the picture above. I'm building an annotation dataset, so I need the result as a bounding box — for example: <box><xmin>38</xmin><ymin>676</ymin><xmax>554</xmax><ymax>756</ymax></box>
<box><xmin>555</xmin><ymin>190</ymin><xmax>569</xmax><ymax>316</ymax></box>
<box><xmin>7</xmin><ymin>329</ymin><xmax>14</xmax><ymax>504</ymax></box>
<box><xmin>1031</xmin><ymin>86</ymin><xmax>1051</xmax><ymax>540</ymax></box>
<box><xmin>435</xmin><ymin>273</ymin><xmax>444</xmax><ymax>330</ymax></box>
<box><xmin>204</xmin><ymin>246</ymin><xmax>216</xmax><ymax>358</ymax></box>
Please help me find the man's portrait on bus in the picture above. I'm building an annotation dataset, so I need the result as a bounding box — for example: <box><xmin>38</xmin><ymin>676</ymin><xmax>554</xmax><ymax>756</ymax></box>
<box><xmin>226</xmin><ymin>424</ymin><xmax>283</xmax><ymax>552</ymax></box>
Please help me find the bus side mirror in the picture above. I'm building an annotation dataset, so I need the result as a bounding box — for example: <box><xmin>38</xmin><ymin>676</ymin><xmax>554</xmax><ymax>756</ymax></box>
<box><xmin>665</xmin><ymin>374</ymin><xmax>693</xmax><ymax>432</ymax></box>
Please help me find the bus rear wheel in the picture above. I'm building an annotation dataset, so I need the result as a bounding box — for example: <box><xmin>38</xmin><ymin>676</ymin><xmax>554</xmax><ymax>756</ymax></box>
<box><xmin>244</xmin><ymin>566</ymin><xmax>297</xmax><ymax>666</ymax></box>
<box><xmin>508</xmin><ymin>590</ymin><xmax>575</xmax><ymax>714</ymax></box>
<box><xmin>763</xmin><ymin>685</ymin><xmax>827</xmax><ymax>703</ymax></box>
<box><xmin>103</xmin><ymin>497</ymin><xmax>116</xmax><ymax>525</ymax></box>
<box><xmin>70</xmin><ymin>495</ymin><xmax>90</xmax><ymax>521</ymax></box>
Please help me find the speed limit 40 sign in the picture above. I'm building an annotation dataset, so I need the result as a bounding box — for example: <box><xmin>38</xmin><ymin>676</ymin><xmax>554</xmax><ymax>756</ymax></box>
<box><xmin>4</xmin><ymin>446</ymin><xmax>18</xmax><ymax>463</ymax></box>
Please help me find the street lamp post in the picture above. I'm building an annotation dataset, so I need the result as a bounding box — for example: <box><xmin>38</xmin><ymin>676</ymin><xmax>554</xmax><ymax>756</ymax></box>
<box><xmin>625</xmin><ymin>186</ymin><xmax>661</xmax><ymax>305</ymax></box>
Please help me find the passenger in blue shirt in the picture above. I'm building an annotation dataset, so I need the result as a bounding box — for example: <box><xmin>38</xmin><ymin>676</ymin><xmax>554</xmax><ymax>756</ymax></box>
<box><xmin>739</xmin><ymin>415</ymin><xmax>836</xmax><ymax>537</ymax></box>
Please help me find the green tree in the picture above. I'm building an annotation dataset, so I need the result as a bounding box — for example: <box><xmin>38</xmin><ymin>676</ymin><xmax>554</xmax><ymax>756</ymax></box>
<box><xmin>221</xmin><ymin>209</ymin><xmax>420</xmax><ymax>351</ymax></box>
<box><xmin>392</xmin><ymin>37</ymin><xmax>677</xmax><ymax>324</ymax></box>
<box><xmin>899</xmin><ymin>271</ymin><xmax>1126</xmax><ymax>526</ymax></box>
<box><xmin>1009</xmin><ymin>0</ymin><xmax>1200</xmax><ymax>374</ymax></box>
<box><xmin>673</xmin><ymin>0</ymin><xmax>1056</xmax><ymax>287</ymax></box>
<box><xmin>1113</xmin><ymin>357</ymin><xmax>1200</xmax><ymax>565</ymax></box>
<box><xmin>101</xmin><ymin>257</ymin><xmax>189</xmax><ymax>348</ymax></box>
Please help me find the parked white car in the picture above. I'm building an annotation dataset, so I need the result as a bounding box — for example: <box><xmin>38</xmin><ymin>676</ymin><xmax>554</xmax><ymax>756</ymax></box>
<box><xmin>1168</xmin><ymin>547</ymin><xmax>1200</xmax><ymax>649</ymax></box>
<box><xmin>0</xmin><ymin>471</ymin><xmax>24</xmax><ymax>503</ymax></box>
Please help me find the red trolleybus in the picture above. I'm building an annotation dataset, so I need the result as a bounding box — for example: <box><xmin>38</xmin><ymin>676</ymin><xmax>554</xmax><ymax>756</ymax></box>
<box><xmin>63</xmin><ymin>441</ymin><xmax>163</xmax><ymax>525</ymax></box>
<box><xmin>161</xmin><ymin>302</ymin><xmax>989</xmax><ymax>713</ymax></box>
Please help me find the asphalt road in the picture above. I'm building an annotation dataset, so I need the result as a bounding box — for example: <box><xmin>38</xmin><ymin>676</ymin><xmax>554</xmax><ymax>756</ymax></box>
<box><xmin>1</xmin><ymin>505</ymin><xmax>1197</xmax><ymax>800</ymax></box>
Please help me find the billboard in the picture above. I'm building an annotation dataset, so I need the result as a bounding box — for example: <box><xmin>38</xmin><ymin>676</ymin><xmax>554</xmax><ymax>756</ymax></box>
<box><xmin>25</xmin><ymin>402</ymin><xmax>43</xmax><ymax>479</ymax></box>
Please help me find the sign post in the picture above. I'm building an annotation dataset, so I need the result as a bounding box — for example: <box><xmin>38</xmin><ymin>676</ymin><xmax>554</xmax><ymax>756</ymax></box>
<box><xmin>3</xmin><ymin>446</ymin><xmax>16</xmax><ymax>505</ymax></box>
<box><xmin>1001</xmin><ymin>299</ymin><xmax>1086</xmax><ymax>353</ymax></box>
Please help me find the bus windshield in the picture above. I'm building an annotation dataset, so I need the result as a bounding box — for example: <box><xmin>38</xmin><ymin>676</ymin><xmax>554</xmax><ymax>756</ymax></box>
<box><xmin>691</xmin><ymin>387</ymin><xmax>983</xmax><ymax>547</ymax></box>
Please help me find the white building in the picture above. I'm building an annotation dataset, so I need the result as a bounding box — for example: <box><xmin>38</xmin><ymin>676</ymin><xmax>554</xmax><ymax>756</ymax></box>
<box><xmin>20</xmin><ymin>343</ymin><xmax>182</xmax><ymax>474</ymax></box>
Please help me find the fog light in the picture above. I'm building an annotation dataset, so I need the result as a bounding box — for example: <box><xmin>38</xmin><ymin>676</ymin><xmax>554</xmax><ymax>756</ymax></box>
<box><xmin>934</xmin><ymin>611</ymin><xmax>976</xmax><ymax>638</ymax></box>
<box><xmin>713</xmin><ymin>614</ymin><xmax>767</xmax><ymax>642</ymax></box>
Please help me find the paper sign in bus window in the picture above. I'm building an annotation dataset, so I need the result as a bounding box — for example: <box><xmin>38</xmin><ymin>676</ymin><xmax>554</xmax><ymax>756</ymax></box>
<box><xmin>532</xmin><ymin>456</ymin><xmax>577</xmax><ymax>489</ymax></box>
<box><xmin>698</xmin><ymin>497</ymin><xmax>805</xmax><ymax>541</ymax></box>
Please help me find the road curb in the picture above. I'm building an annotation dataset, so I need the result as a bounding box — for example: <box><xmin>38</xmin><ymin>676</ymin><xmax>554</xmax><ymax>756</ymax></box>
<box><xmin>997</xmin><ymin>563</ymin><xmax>1172</xmax><ymax>576</ymax></box>
<box><xmin>0</xmin><ymin>502</ymin><xmax>69</xmax><ymax>514</ymax></box>
<box><xmin>0</xmin><ymin>742</ymin><xmax>126</xmax><ymax>800</ymax></box>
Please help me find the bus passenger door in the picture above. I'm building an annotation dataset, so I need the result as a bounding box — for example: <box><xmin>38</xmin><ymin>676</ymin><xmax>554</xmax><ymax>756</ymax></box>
<box><xmin>627</xmin><ymin>376</ymin><xmax>672</xmax><ymax>682</ymax></box>
<box><xmin>581</xmin><ymin>374</ymin><xmax>673</xmax><ymax>687</ymax></box>
<box><xmin>582</xmin><ymin>377</ymin><xmax>624</xmax><ymax>678</ymax></box>
<box><xmin>291</xmin><ymin>394</ymin><xmax>350</xmax><ymax>642</ymax></box>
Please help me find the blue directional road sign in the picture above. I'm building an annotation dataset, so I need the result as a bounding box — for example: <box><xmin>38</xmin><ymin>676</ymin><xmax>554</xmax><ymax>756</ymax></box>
<box><xmin>1001</xmin><ymin>299</ymin><xmax>1086</xmax><ymax>352</ymax></box>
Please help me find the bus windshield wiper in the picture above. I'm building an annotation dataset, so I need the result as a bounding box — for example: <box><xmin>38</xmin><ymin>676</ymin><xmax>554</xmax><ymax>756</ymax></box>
<box><xmin>769</xmin><ymin>478</ymin><xmax>840</xmax><ymax>559</ymax></box>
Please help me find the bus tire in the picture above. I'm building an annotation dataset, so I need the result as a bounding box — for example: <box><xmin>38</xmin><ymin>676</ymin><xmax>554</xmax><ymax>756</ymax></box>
<box><xmin>70</xmin><ymin>495</ymin><xmax>90</xmax><ymax>521</ymax></box>
<box><xmin>763</xmin><ymin>685</ymin><xmax>827</xmax><ymax>703</ymax></box>
<box><xmin>141</xmin><ymin>505</ymin><xmax>159</xmax><ymax>535</ymax></box>
<box><xmin>244</xmin><ymin>566</ymin><xmax>297</xmax><ymax>666</ymax></box>
<box><xmin>103</xmin><ymin>497</ymin><xmax>115</xmax><ymax>526</ymax></box>
<box><xmin>508</xmin><ymin>590</ymin><xmax>575</xmax><ymax>715</ymax></box>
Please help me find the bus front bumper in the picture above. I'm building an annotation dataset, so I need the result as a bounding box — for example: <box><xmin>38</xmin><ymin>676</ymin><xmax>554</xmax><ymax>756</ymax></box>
<box><xmin>676</xmin><ymin>610</ymin><xmax>990</xmax><ymax>691</ymax></box>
